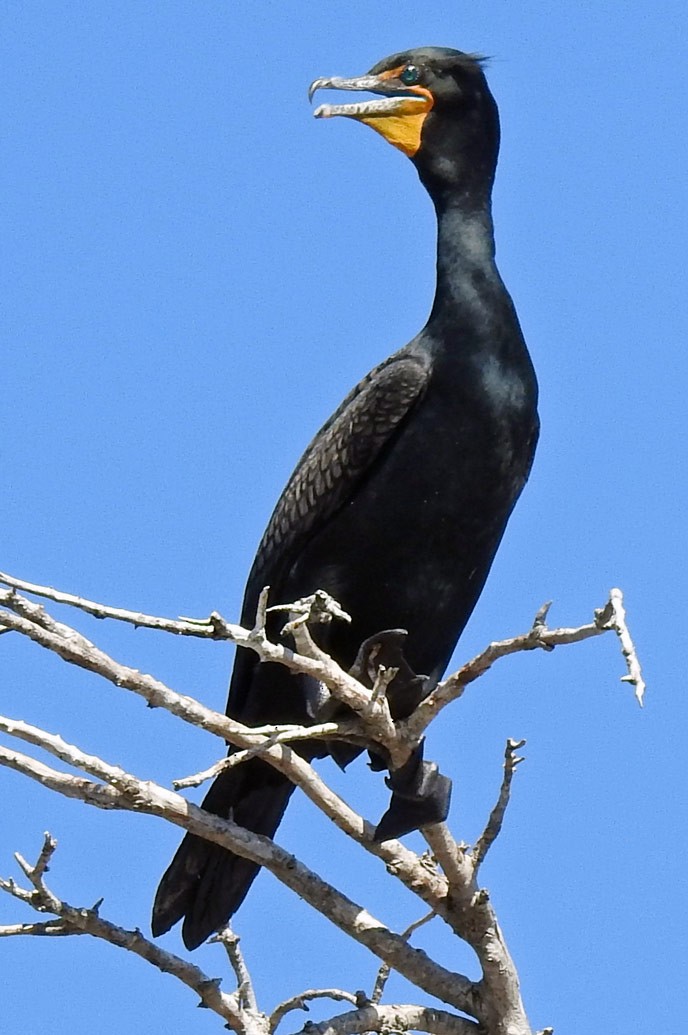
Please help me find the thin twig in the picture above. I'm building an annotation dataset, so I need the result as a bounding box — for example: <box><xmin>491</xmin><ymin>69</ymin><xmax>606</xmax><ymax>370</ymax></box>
<box><xmin>174</xmin><ymin>742</ymin><xmax>282</xmax><ymax>789</ymax></box>
<box><xmin>18</xmin><ymin>830</ymin><xmax>55</xmax><ymax>884</ymax></box>
<box><xmin>606</xmin><ymin>588</ymin><xmax>646</xmax><ymax>706</ymax></box>
<box><xmin>0</xmin><ymin>919</ymin><xmax>81</xmax><ymax>937</ymax></box>
<box><xmin>270</xmin><ymin>989</ymin><xmax>359</xmax><ymax>1032</ymax></box>
<box><xmin>0</xmin><ymin>837</ymin><xmax>247</xmax><ymax>1031</ymax></box>
<box><xmin>0</xmin><ymin>570</ymin><xmax>222</xmax><ymax>636</ymax></box>
<box><xmin>405</xmin><ymin>589</ymin><xmax>646</xmax><ymax>739</ymax></box>
<box><xmin>173</xmin><ymin>720</ymin><xmax>363</xmax><ymax>790</ymax></box>
<box><xmin>211</xmin><ymin>926</ymin><xmax>260</xmax><ymax>1014</ymax></box>
<box><xmin>370</xmin><ymin>910</ymin><xmax>436</xmax><ymax>1004</ymax></box>
<box><xmin>472</xmin><ymin>739</ymin><xmax>526</xmax><ymax>873</ymax></box>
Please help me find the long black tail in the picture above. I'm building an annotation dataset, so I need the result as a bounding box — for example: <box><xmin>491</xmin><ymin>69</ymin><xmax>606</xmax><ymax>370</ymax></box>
<box><xmin>151</xmin><ymin>756</ymin><xmax>295</xmax><ymax>949</ymax></box>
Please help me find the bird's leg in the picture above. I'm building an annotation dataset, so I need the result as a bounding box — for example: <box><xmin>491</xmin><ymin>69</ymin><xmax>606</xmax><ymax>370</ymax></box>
<box><xmin>320</xmin><ymin>629</ymin><xmax>425</xmax><ymax>768</ymax></box>
<box><xmin>349</xmin><ymin>630</ymin><xmax>452</xmax><ymax>839</ymax></box>
<box><xmin>374</xmin><ymin>739</ymin><xmax>452</xmax><ymax>842</ymax></box>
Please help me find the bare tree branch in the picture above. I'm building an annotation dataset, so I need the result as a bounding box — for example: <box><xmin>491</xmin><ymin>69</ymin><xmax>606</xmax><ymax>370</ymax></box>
<box><xmin>420</xmin><ymin>823</ymin><xmax>530</xmax><ymax>1035</ymax></box>
<box><xmin>0</xmin><ymin>711</ymin><xmax>448</xmax><ymax>924</ymax></box>
<box><xmin>0</xmin><ymin>570</ymin><xmax>228</xmax><ymax>636</ymax></box>
<box><xmin>422</xmin><ymin>824</ymin><xmax>473</xmax><ymax>894</ymax></box>
<box><xmin>270</xmin><ymin>990</ymin><xmax>360</xmax><ymax>1032</ymax></box>
<box><xmin>370</xmin><ymin>910</ymin><xmax>436</xmax><ymax>1005</ymax></box>
<box><xmin>605</xmin><ymin>587</ymin><xmax>646</xmax><ymax>705</ymax></box>
<box><xmin>289</xmin><ymin>1003</ymin><xmax>480</xmax><ymax>1035</ymax></box>
<box><xmin>0</xmin><ymin>744</ymin><xmax>127</xmax><ymax>810</ymax></box>
<box><xmin>0</xmin><ymin>585</ymin><xmax>408</xmax><ymax>770</ymax></box>
<box><xmin>0</xmin><ymin>572</ymin><xmax>641</xmax><ymax>1035</ymax></box>
<box><xmin>0</xmin><ymin>585</ymin><xmax>455</xmax><ymax>925</ymax></box>
<box><xmin>0</xmin><ymin>919</ymin><xmax>83</xmax><ymax>937</ymax></box>
<box><xmin>473</xmin><ymin>739</ymin><xmax>526</xmax><ymax>874</ymax></box>
<box><xmin>405</xmin><ymin>589</ymin><xmax>646</xmax><ymax>741</ymax></box>
<box><xmin>0</xmin><ymin>835</ymin><xmax>249</xmax><ymax>1032</ymax></box>
<box><xmin>0</xmin><ymin>573</ymin><xmax>644</xmax><ymax>717</ymax></box>
<box><xmin>0</xmin><ymin>744</ymin><xmax>480</xmax><ymax>1019</ymax></box>
<box><xmin>0</xmin><ymin>586</ymin><xmax>370</xmax><ymax>720</ymax></box>
<box><xmin>173</xmin><ymin>720</ymin><xmax>363</xmax><ymax>791</ymax></box>
<box><xmin>211</xmin><ymin>927</ymin><xmax>263</xmax><ymax>1019</ymax></box>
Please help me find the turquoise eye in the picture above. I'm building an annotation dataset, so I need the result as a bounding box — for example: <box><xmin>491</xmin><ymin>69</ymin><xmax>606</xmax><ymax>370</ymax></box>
<box><xmin>400</xmin><ymin>65</ymin><xmax>420</xmax><ymax>86</ymax></box>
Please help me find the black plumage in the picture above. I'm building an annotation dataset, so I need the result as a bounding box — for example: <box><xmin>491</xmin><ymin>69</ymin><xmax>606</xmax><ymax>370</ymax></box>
<box><xmin>152</xmin><ymin>46</ymin><xmax>539</xmax><ymax>949</ymax></box>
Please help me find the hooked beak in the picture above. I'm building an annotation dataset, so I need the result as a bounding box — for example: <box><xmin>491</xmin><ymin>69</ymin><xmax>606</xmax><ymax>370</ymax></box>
<box><xmin>308</xmin><ymin>71</ymin><xmax>431</xmax><ymax>121</ymax></box>
<box><xmin>308</xmin><ymin>67</ymin><xmax>434</xmax><ymax>158</ymax></box>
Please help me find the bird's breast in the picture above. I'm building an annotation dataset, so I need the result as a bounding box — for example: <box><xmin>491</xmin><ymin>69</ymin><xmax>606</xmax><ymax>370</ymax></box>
<box><xmin>284</xmin><ymin>348</ymin><xmax>537</xmax><ymax>676</ymax></box>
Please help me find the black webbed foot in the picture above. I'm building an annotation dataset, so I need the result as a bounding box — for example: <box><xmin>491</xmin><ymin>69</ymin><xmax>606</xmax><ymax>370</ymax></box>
<box><xmin>324</xmin><ymin>629</ymin><xmax>429</xmax><ymax>769</ymax></box>
<box><xmin>349</xmin><ymin>628</ymin><xmax>429</xmax><ymax>719</ymax></box>
<box><xmin>374</xmin><ymin>739</ymin><xmax>452</xmax><ymax>842</ymax></box>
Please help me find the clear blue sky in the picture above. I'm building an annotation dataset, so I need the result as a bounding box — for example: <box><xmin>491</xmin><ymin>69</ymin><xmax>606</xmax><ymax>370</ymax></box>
<box><xmin>2</xmin><ymin>3</ymin><xmax>686</xmax><ymax>1033</ymax></box>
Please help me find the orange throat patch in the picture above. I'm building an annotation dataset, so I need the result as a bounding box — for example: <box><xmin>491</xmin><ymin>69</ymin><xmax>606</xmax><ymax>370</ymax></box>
<box><xmin>359</xmin><ymin>108</ymin><xmax>429</xmax><ymax>157</ymax></box>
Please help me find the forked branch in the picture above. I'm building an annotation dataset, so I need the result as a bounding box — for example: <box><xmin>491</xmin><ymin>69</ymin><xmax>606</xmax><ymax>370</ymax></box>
<box><xmin>0</xmin><ymin>572</ymin><xmax>643</xmax><ymax>1035</ymax></box>
<box><xmin>0</xmin><ymin>835</ymin><xmax>249</xmax><ymax>1032</ymax></box>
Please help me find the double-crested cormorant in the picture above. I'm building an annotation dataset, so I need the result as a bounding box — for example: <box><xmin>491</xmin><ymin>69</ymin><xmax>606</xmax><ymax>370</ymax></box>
<box><xmin>152</xmin><ymin>46</ymin><xmax>539</xmax><ymax>950</ymax></box>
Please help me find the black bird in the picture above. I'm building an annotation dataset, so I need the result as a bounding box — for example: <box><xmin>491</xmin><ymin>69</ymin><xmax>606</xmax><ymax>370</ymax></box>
<box><xmin>152</xmin><ymin>46</ymin><xmax>539</xmax><ymax>949</ymax></box>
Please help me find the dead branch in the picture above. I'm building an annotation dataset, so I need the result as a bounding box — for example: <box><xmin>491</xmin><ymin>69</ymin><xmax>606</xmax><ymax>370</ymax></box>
<box><xmin>0</xmin><ymin>585</ymin><xmax>406</xmax><ymax>768</ymax></box>
<box><xmin>211</xmin><ymin>927</ymin><xmax>262</xmax><ymax>1017</ymax></box>
<box><xmin>0</xmin><ymin>711</ymin><xmax>448</xmax><ymax>924</ymax></box>
<box><xmin>290</xmin><ymin>1003</ymin><xmax>480</xmax><ymax>1035</ymax></box>
<box><xmin>0</xmin><ymin>573</ymin><xmax>644</xmax><ymax>716</ymax></box>
<box><xmin>473</xmin><ymin>739</ymin><xmax>526</xmax><ymax>874</ymax></box>
<box><xmin>0</xmin><ymin>569</ymin><xmax>229</xmax><ymax>636</ymax></box>
<box><xmin>173</xmin><ymin>720</ymin><xmax>363</xmax><ymax>791</ymax></box>
<box><xmin>420</xmin><ymin>823</ymin><xmax>529</xmax><ymax>1035</ymax></box>
<box><xmin>0</xmin><ymin>572</ymin><xmax>642</xmax><ymax>1035</ymax></box>
<box><xmin>0</xmin><ymin>835</ymin><xmax>249</xmax><ymax>1032</ymax></box>
<box><xmin>0</xmin><ymin>583</ymin><xmax>457</xmax><ymax>925</ymax></box>
<box><xmin>405</xmin><ymin>589</ymin><xmax>646</xmax><ymax>740</ymax></box>
<box><xmin>0</xmin><ymin>919</ymin><xmax>83</xmax><ymax>937</ymax></box>
<box><xmin>370</xmin><ymin>910</ymin><xmax>436</xmax><ymax>1005</ymax></box>
<box><xmin>0</xmin><ymin>747</ymin><xmax>479</xmax><ymax>1019</ymax></box>
<box><xmin>606</xmin><ymin>587</ymin><xmax>646</xmax><ymax>705</ymax></box>
<box><xmin>0</xmin><ymin>586</ymin><xmax>371</xmax><ymax>721</ymax></box>
<box><xmin>270</xmin><ymin>989</ymin><xmax>360</xmax><ymax>1032</ymax></box>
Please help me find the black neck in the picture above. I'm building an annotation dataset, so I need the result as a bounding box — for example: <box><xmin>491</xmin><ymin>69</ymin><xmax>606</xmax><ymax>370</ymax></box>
<box><xmin>426</xmin><ymin>194</ymin><xmax>502</xmax><ymax>329</ymax></box>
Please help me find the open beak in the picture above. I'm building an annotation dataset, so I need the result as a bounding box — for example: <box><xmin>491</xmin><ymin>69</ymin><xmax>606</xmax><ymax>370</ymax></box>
<box><xmin>309</xmin><ymin>71</ymin><xmax>431</xmax><ymax>120</ymax></box>
<box><xmin>308</xmin><ymin>67</ymin><xmax>433</xmax><ymax>158</ymax></box>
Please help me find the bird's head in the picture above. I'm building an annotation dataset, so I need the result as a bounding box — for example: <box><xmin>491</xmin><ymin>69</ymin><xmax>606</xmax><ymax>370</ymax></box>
<box><xmin>310</xmin><ymin>47</ymin><xmax>500</xmax><ymax>204</ymax></box>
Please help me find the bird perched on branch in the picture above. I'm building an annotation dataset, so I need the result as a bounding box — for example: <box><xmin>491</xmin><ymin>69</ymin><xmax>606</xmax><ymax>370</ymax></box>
<box><xmin>152</xmin><ymin>46</ymin><xmax>539</xmax><ymax>950</ymax></box>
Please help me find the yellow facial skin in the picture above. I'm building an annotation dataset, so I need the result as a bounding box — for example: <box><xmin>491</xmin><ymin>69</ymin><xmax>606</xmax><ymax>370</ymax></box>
<box><xmin>359</xmin><ymin>66</ymin><xmax>434</xmax><ymax>158</ymax></box>
<box><xmin>311</xmin><ymin>64</ymin><xmax>434</xmax><ymax>158</ymax></box>
<box><xmin>359</xmin><ymin>102</ymin><xmax>430</xmax><ymax>157</ymax></box>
